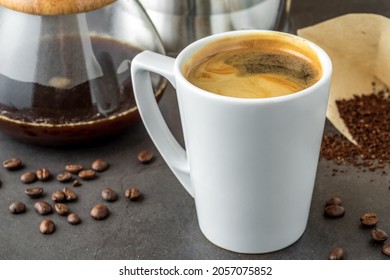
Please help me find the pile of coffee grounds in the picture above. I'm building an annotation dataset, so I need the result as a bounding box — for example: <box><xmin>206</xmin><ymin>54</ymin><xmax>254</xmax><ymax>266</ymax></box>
<box><xmin>320</xmin><ymin>88</ymin><xmax>390</xmax><ymax>171</ymax></box>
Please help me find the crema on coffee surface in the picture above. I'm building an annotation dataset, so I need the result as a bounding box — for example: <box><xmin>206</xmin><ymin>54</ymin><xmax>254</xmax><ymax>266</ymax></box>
<box><xmin>185</xmin><ymin>33</ymin><xmax>322</xmax><ymax>98</ymax></box>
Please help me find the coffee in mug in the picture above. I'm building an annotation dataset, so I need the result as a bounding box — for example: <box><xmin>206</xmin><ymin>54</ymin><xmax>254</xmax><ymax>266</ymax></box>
<box><xmin>131</xmin><ymin>30</ymin><xmax>332</xmax><ymax>253</ymax></box>
<box><xmin>185</xmin><ymin>33</ymin><xmax>322</xmax><ymax>98</ymax></box>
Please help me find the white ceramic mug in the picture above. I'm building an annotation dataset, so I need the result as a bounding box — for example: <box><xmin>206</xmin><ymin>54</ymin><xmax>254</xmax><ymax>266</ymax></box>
<box><xmin>131</xmin><ymin>30</ymin><xmax>332</xmax><ymax>253</ymax></box>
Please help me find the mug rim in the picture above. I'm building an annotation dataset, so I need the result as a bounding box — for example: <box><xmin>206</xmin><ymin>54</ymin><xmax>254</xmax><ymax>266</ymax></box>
<box><xmin>175</xmin><ymin>30</ymin><xmax>332</xmax><ymax>104</ymax></box>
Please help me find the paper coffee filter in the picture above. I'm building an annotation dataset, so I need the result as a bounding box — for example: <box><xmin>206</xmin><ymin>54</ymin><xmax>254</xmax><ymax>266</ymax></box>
<box><xmin>298</xmin><ymin>13</ymin><xmax>390</xmax><ymax>145</ymax></box>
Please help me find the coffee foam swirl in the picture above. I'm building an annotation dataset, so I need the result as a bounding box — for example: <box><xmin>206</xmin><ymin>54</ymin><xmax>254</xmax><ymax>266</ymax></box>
<box><xmin>185</xmin><ymin>34</ymin><xmax>322</xmax><ymax>99</ymax></box>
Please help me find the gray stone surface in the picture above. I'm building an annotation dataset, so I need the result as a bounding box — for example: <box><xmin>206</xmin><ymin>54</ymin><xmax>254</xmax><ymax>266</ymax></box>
<box><xmin>1</xmin><ymin>0</ymin><xmax>390</xmax><ymax>260</ymax></box>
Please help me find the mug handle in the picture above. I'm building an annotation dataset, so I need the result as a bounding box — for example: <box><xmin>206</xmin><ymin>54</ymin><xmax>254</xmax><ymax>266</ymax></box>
<box><xmin>131</xmin><ymin>51</ymin><xmax>193</xmax><ymax>197</ymax></box>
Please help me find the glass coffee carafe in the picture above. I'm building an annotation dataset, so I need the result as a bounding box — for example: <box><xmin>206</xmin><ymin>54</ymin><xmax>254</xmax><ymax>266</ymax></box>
<box><xmin>0</xmin><ymin>0</ymin><xmax>166</xmax><ymax>145</ymax></box>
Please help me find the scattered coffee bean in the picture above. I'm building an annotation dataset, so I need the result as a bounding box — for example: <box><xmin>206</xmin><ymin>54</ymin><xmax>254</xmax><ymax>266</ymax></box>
<box><xmin>51</xmin><ymin>190</ymin><xmax>66</xmax><ymax>202</ymax></box>
<box><xmin>67</xmin><ymin>213</ymin><xmax>81</xmax><ymax>225</ymax></box>
<box><xmin>3</xmin><ymin>157</ymin><xmax>22</xmax><ymax>170</ymax></box>
<box><xmin>20</xmin><ymin>171</ymin><xmax>37</xmax><ymax>184</ymax></box>
<box><xmin>63</xmin><ymin>187</ymin><xmax>77</xmax><ymax>201</ymax></box>
<box><xmin>137</xmin><ymin>150</ymin><xmax>154</xmax><ymax>164</ymax></box>
<box><xmin>101</xmin><ymin>188</ymin><xmax>118</xmax><ymax>202</ymax></box>
<box><xmin>54</xmin><ymin>203</ymin><xmax>69</xmax><ymax>216</ymax></box>
<box><xmin>382</xmin><ymin>242</ymin><xmax>390</xmax><ymax>257</ymax></box>
<box><xmin>24</xmin><ymin>187</ymin><xmax>44</xmax><ymax>198</ymax></box>
<box><xmin>34</xmin><ymin>201</ymin><xmax>53</xmax><ymax>215</ymax></box>
<box><xmin>36</xmin><ymin>168</ymin><xmax>51</xmax><ymax>181</ymax></box>
<box><xmin>324</xmin><ymin>204</ymin><xmax>345</xmax><ymax>218</ymax></box>
<box><xmin>124</xmin><ymin>187</ymin><xmax>141</xmax><ymax>201</ymax></box>
<box><xmin>325</xmin><ymin>196</ymin><xmax>342</xmax><ymax>206</ymax></box>
<box><xmin>90</xmin><ymin>204</ymin><xmax>109</xmax><ymax>220</ymax></box>
<box><xmin>9</xmin><ymin>201</ymin><xmax>26</xmax><ymax>214</ymax></box>
<box><xmin>72</xmin><ymin>179</ymin><xmax>81</xmax><ymax>187</ymax></box>
<box><xmin>360</xmin><ymin>212</ymin><xmax>378</xmax><ymax>226</ymax></box>
<box><xmin>65</xmin><ymin>164</ymin><xmax>84</xmax><ymax>174</ymax></box>
<box><xmin>39</xmin><ymin>219</ymin><xmax>55</xmax><ymax>234</ymax></box>
<box><xmin>57</xmin><ymin>172</ymin><xmax>73</xmax><ymax>182</ymax></box>
<box><xmin>328</xmin><ymin>247</ymin><xmax>344</xmax><ymax>260</ymax></box>
<box><xmin>371</xmin><ymin>228</ymin><xmax>388</xmax><ymax>242</ymax></box>
<box><xmin>91</xmin><ymin>159</ymin><xmax>109</xmax><ymax>172</ymax></box>
<box><xmin>78</xmin><ymin>169</ymin><xmax>96</xmax><ymax>180</ymax></box>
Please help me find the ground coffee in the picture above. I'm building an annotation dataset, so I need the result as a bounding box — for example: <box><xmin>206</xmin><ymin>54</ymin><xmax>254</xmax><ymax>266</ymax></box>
<box><xmin>321</xmin><ymin>87</ymin><xmax>390</xmax><ymax>171</ymax></box>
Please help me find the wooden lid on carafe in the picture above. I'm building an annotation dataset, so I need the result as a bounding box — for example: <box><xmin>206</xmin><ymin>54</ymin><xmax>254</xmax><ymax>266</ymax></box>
<box><xmin>0</xmin><ymin>0</ymin><xmax>116</xmax><ymax>15</ymax></box>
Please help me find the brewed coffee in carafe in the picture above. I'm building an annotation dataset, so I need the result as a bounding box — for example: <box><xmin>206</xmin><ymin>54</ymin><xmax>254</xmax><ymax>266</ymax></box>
<box><xmin>0</xmin><ymin>0</ymin><xmax>166</xmax><ymax>145</ymax></box>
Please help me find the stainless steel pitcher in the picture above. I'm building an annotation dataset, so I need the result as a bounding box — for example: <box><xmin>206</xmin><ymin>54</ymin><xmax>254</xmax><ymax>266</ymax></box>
<box><xmin>139</xmin><ymin>0</ymin><xmax>290</xmax><ymax>55</ymax></box>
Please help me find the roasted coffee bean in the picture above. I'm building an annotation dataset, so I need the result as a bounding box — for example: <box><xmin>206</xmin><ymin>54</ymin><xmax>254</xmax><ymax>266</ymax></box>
<box><xmin>325</xmin><ymin>196</ymin><xmax>342</xmax><ymax>206</ymax></box>
<box><xmin>57</xmin><ymin>172</ymin><xmax>73</xmax><ymax>182</ymax></box>
<box><xmin>24</xmin><ymin>187</ymin><xmax>44</xmax><ymax>198</ymax></box>
<box><xmin>124</xmin><ymin>187</ymin><xmax>141</xmax><ymax>201</ymax></box>
<box><xmin>382</xmin><ymin>242</ymin><xmax>390</xmax><ymax>257</ymax></box>
<box><xmin>90</xmin><ymin>204</ymin><xmax>109</xmax><ymax>220</ymax></box>
<box><xmin>328</xmin><ymin>247</ymin><xmax>344</xmax><ymax>260</ymax></box>
<box><xmin>51</xmin><ymin>190</ymin><xmax>66</xmax><ymax>202</ymax></box>
<box><xmin>101</xmin><ymin>188</ymin><xmax>118</xmax><ymax>202</ymax></box>
<box><xmin>3</xmin><ymin>157</ymin><xmax>22</xmax><ymax>170</ymax></box>
<box><xmin>63</xmin><ymin>187</ymin><xmax>77</xmax><ymax>201</ymax></box>
<box><xmin>137</xmin><ymin>150</ymin><xmax>154</xmax><ymax>164</ymax></box>
<box><xmin>65</xmin><ymin>164</ymin><xmax>84</xmax><ymax>174</ymax></box>
<box><xmin>91</xmin><ymin>159</ymin><xmax>109</xmax><ymax>172</ymax></box>
<box><xmin>324</xmin><ymin>204</ymin><xmax>345</xmax><ymax>218</ymax></box>
<box><xmin>20</xmin><ymin>171</ymin><xmax>37</xmax><ymax>184</ymax></box>
<box><xmin>9</xmin><ymin>201</ymin><xmax>26</xmax><ymax>214</ymax></box>
<box><xmin>39</xmin><ymin>219</ymin><xmax>55</xmax><ymax>234</ymax></box>
<box><xmin>36</xmin><ymin>168</ymin><xmax>51</xmax><ymax>181</ymax></box>
<box><xmin>54</xmin><ymin>203</ymin><xmax>69</xmax><ymax>216</ymax></box>
<box><xmin>67</xmin><ymin>213</ymin><xmax>81</xmax><ymax>225</ymax></box>
<box><xmin>360</xmin><ymin>212</ymin><xmax>378</xmax><ymax>226</ymax></box>
<box><xmin>371</xmin><ymin>228</ymin><xmax>388</xmax><ymax>242</ymax></box>
<box><xmin>72</xmin><ymin>179</ymin><xmax>81</xmax><ymax>187</ymax></box>
<box><xmin>34</xmin><ymin>201</ymin><xmax>53</xmax><ymax>215</ymax></box>
<box><xmin>78</xmin><ymin>169</ymin><xmax>96</xmax><ymax>180</ymax></box>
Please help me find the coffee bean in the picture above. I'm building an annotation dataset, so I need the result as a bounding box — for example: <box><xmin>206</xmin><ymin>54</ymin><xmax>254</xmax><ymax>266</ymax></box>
<box><xmin>124</xmin><ymin>187</ymin><xmax>141</xmax><ymax>201</ymax></box>
<box><xmin>3</xmin><ymin>157</ymin><xmax>22</xmax><ymax>170</ymax></box>
<box><xmin>39</xmin><ymin>219</ymin><xmax>55</xmax><ymax>234</ymax></box>
<box><xmin>51</xmin><ymin>190</ymin><xmax>66</xmax><ymax>202</ymax></box>
<box><xmin>382</xmin><ymin>242</ymin><xmax>390</xmax><ymax>257</ymax></box>
<box><xmin>54</xmin><ymin>203</ymin><xmax>69</xmax><ymax>216</ymax></box>
<box><xmin>90</xmin><ymin>204</ymin><xmax>109</xmax><ymax>220</ymax></box>
<box><xmin>25</xmin><ymin>187</ymin><xmax>44</xmax><ymax>198</ymax></box>
<box><xmin>63</xmin><ymin>187</ymin><xmax>77</xmax><ymax>201</ymax></box>
<box><xmin>324</xmin><ymin>204</ymin><xmax>345</xmax><ymax>218</ymax></box>
<box><xmin>137</xmin><ymin>150</ymin><xmax>154</xmax><ymax>164</ymax></box>
<box><xmin>65</xmin><ymin>164</ymin><xmax>84</xmax><ymax>174</ymax></box>
<box><xmin>20</xmin><ymin>171</ymin><xmax>37</xmax><ymax>184</ymax></box>
<box><xmin>360</xmin><ymin>212</ymin><xmax>378</xmax><ymax>226</ymax></box>
<box><xmin>36</xmin><ymin>168</ymin><xmax>51</xmax><ymax>181</ymax></box>
<box><xmin>67</xmin><ymin>213</ymin><xmax>81</xmax><ymax>225</ymax></box>
<box><xmin>328</xmin><ymin>247</ymin><xmax>344</xmax><ymax>260</ymax></box>
<box><xmin>371</xmin><ymin>228</ymin><xmax>388</xmax><ymax>242</ymax></box>
<box><xmin>9</xmin><ymin>201</ymin><xmax>26</xmax><ymax>214</ymax></box>
<box><xmin>34</xmin><ymin>201</ymin><xmax>53</xmax><ymax>215</ymax></box>
<box><xmin>78</xmin><ymin>169</ymin><xmax>96</xmax><ymax>180</ymax></box>
<box><xmin>57</xmin><ymin>172</ymin><xmax>73</xmax><ymax>182</ymax></box>
<box><xmin>72</xmin><ymin>179</ymin><xmax>81</xmax><ymax>187</ymax></box>
<box><xmin>101</xmin><ymin>188</ymin><xmax>118</xmax><ymax>202</ymax></box>
<box><xmin>325</xmin><ymin>196</ymin><xmax>342</xmax><ymax>206</ymax></box>
<box><xmin>91</xmin><ymin>159</ymin><xmax>109</xmax><ymax>172</ymax></box>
